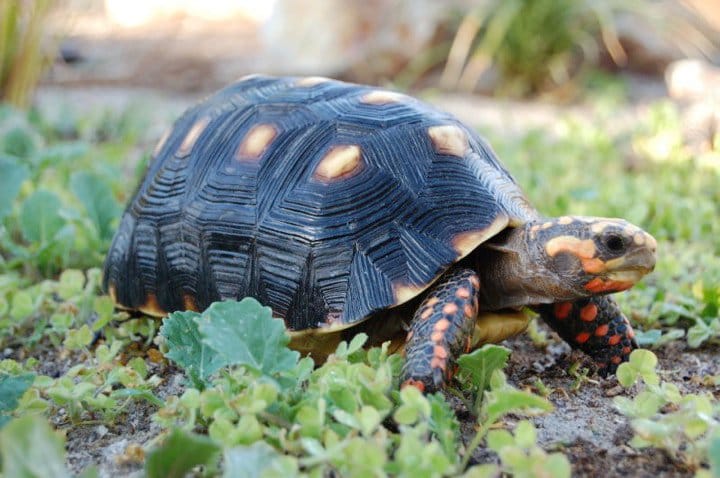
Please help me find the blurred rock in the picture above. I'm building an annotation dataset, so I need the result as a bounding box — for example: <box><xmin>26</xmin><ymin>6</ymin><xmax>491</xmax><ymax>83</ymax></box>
<box><xmin>259</xmin><ymin>0</ymin><xmax>453</xmax><ymax>82</ymax></box>
<box><xmin>665</xmin><ymin>59</ymin><xmax>720</xmax><ymax>152</ymax></box>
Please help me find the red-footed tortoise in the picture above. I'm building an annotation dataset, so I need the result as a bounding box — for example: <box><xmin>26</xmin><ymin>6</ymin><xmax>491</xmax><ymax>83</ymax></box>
<box><xmin>104</xmin><ymin>75</ymin><xmax>657</xmax><ymax>392</ymax></box>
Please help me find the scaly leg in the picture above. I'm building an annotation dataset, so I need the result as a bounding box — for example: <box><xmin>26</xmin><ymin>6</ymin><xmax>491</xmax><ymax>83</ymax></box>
<box><xmin>535</xmin><ymin>295</ymin><xmax>637</xmax><ymax>375</ymax></box>
<box><xmin>401</xmin><ymin>268</ymin><xmax>480</xmax><ymax>392</ymax></box>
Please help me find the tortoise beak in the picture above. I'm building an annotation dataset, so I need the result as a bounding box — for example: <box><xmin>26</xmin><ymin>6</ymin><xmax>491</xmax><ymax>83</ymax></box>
<box><xmin>604</xmin><ymin>234</ymin><xmax>657</xmax><ymax>282</ymax></box>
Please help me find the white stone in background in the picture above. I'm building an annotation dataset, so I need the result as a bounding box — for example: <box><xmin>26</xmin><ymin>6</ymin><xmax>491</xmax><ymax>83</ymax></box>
<box><xmin>260</xmin><ymin>0</ymin><xmax>450</xmax><ymax>78</ymax></box>
<box><xmin>665</xmin><ymin>59</ymin><xmax>720</xmax><ymax>152</ymax></box>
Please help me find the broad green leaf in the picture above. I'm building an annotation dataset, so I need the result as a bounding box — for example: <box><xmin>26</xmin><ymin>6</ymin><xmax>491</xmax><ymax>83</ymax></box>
<box><xmin>484</xmin><ymin>388</ymin><xmax>553</xmax><ymax>422</ymax></box>
<box><xmin>160</xmin><ymin>311</ymin><xmax>226</xmax><ymax>388</ymax></box>
<box><xmin>1</xmin><ymin>126</ymin><xmax>40</xmax><ymax>159</ymax></box>
<box><xmin>57</xmin><ymin>269</ymin><xmax>85</xmax><ymax>299</ymax></box>
<box><xmin>486</xmin><ymin>429</ymin><xmax>514</xmax><ymax>452</ymax></box>
<box><xmin>0</xmin><ymin>157</ymin><xmax>29</xmax><ymax>220</ymax></box>
<box><xmin>0</xmin><ymin>415</ymin><xmax>71</xmax><ymax>478</ymax></box>
<box><xmin>145</xmin><ymin>428</ymin><xmax>220</xmax><ymax>478</ymax></box>
<box><xmin>196</xmin><ymin>299</ymin><xmax>300</xmax><ymax>377</ymax></box>
<box><xmin>70</xmin><ymin>171</ymin><xmax>121</xmax><ymax>240</ymax></box>
<box><xmin>457</xmin><ymin>344</ymin><xmax>511</xmax><ymax>393</ymax></box>
<box><xmin>224</xmin><ymin>443</ymin><xmax>298</xmax><ymax>478</ymax></box>
<box><xmin>0</xmin><ymin>373</ymin><xmax>34</xmax><ymax>427</ymax></box>
<box><xmin>19</xmin><ymin>190</ymin><xmax>64</xmax><ymax>244</ymax></box>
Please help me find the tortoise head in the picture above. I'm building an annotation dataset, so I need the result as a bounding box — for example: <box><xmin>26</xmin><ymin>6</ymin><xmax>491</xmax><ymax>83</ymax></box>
<box><xmin>527</xmin><ymin>216</ymin><xmax>657</xmax><ymax>297</ymax></box>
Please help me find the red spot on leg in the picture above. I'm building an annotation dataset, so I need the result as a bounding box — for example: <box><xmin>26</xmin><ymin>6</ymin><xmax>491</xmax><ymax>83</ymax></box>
<box><xmin>401</xmin><ymin>379</ymin><xmax>425</xmax><ymax>392</ymax></box>
<box><xmin>420</xmin><ymin>307</ymin><xmax>433</xmax><ymax>320</ymax></box>
<box><xmin>580</xmin><ymin>303</ymin><xmax>598</xmax><ymax>322</ymax></box>
<box><xmin>621</xmin><ymin>346</ymin><xmax>632</xmax><ymax>355</ymax></box>
<box><xmin>469</xmin><ymin>276</ymin><xmax>480</xmax><ymax>289</ymax></box>
<box><xmin>430</xmin><ymin>357</ymin><xmax>447</xmax><ymax>371</ymax></box>
<box><xmin>431</xmin><ymin>331</ymin><xmax>444</xmax><ymax>342</ymax></box>
<box><xmin>554</xmin><ymin>302</ymin><xmax>572</xmax><ymax>320</ymax></box>
<box><xmin>434</xmin><ymin>318</ymin><xmax>450</xmax><ymax>331</ymax></box>
<box><xmin>611</xmin><ymin>356</ymin><xmax>622</xmax><ymax>365</ymax></box>
<box><xmin>608</xmin><ymin>334</ymin><xmax>622</xmax><ymax>346</ymax></box>
<box><xmin>627</xmin><ymin>328</ymin><xmax>635</xmax><ymax>339</ymax></box>
<box><xmin>464</xmin><ymin>304</ymin><xmax>475</xmax><ymax>318</ymax></box>
<box><xmin>434</xmin><ymin>345</ymin><xmax>448</xmax><ymax>359</ymax></box>
<box><xmin>442</xmin><ymin>303</ymin><xmax>458</xmax><ymax>315</ymax></box>
<box><xmin>455</xmin><ymin>287</ymin><xmax>471</xmax><ymax>299</ymax></box>
<box><xmin>594</xmin><ymin>324</ymin><xmax>609</xmax><ymax>337</ymax></box>
<box><xmin>575</xmin><ymin>332</ymin><xmax>591</xmax><ymax>344</ymax></box>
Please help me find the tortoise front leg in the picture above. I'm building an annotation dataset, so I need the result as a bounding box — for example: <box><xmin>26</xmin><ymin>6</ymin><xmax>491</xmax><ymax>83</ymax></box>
<box><xmin>535</xmin><ymin>295</ymin><xmax>637</xmax><ymax>375</ymax></box>
<box><xmin>401</xmin><ymin>268</ymin><xmax>480</xmax><ymax>393</ymax></box>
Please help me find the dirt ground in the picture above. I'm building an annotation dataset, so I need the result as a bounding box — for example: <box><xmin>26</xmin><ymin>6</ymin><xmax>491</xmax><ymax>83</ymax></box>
<box><xmin>52</xmin><ymin>320</ymin><xmax>718</xmax><ymax>477</ymax></box>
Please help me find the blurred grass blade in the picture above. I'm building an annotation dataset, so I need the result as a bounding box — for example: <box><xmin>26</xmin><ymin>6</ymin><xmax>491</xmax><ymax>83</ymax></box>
<box><xmin>0</xmin><ymin>0</ymin><xmax>56</xmax><ymax>109</ymax></box>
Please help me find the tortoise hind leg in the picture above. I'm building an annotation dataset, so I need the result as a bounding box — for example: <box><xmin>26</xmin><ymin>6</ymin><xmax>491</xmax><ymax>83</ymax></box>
<box><xmin>535</xmin><ymin>295</ymin><xmax>637</xmax><ymax>375</ymax></box>
<box><xmin>401</xmin><ymin>268</ymin><xmax>480</xmax><ymax>393</ymax></box>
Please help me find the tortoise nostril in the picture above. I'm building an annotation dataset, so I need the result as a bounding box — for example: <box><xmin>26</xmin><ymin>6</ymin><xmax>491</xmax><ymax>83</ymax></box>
<box><xmin>604</xmin><ymin>234</ymin><xmax>625</xmax><ymax>253</ymax></box>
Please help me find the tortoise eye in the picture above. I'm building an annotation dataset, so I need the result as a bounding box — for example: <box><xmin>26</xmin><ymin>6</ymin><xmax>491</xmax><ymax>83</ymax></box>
<box><xmin>603</xmin><ymin>234</ymin><xmax>625</xmax><ymax>253</ymax></box>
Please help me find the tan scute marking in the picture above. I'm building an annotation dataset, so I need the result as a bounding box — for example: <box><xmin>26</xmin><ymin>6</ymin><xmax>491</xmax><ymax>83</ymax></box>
<box><xmin>296</xmin><ymin>76</ymin><xmax>331</xmax><ymax>87</ymax></box>
<box><xmin>360</xmin><ymin>90</ymin><xmax>406</xmax><ymax>105</ymax></box>
<box><xmin>313</xmin><ymin>145</ymin><xmax>363</xmax><ymax>181</ymax></box>
<box><xmin>153</xmin><ymin>129</ymin><xmax>171</xmax><ymax>157</ymax></box>
<box><xmin>237</xmin><ymin>73</ymin><xmax>262</xmax><ymax>82</ymax></box>
<box><xmin>452</xmin><ymin>216</ymin><xmax>509</xmax><ymax>257</ymax></box>
<box><xmin>545</xmin><ymin>235</ymin><xmax>596</xmax><ymax>259</ymax></box>
<box><xmin>393</xmin><ymin>283</ymin><xmax>426</xmax><ymax>305</ymax></box>
<box><xmin>108</xmin><ymin>284</ymin><xmax>118</xmax><ymax>303</ymax></box>
<box><xmin>177</xmin><ymin>116</ymin><xmax>210</xmax><ymax>157</ymax></box>
<box><xmin>237</xmin><ymin>124</ymin><xmax>278</xmax><ymax>161</ymax></box>
<box><xmin>138</xmin><ymin>293</ymin><xmax>166</xmax><ymax>317</ymax></box>
<box><xmin>428</xmin><ymin>125</ymin><xmax>469</xmax><ymax>157</ymax></box>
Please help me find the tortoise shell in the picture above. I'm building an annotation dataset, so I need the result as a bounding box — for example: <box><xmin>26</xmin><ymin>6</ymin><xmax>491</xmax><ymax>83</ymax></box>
<box><xmin>103</xmin><ymin>75</ymin><xmax>535</xmax><ymax>332</ymax></box>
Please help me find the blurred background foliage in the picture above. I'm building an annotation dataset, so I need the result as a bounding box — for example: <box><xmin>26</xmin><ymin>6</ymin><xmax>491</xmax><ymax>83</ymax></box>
<box><xmin>1</xmin><ymin>0</ymin><xmax>716</xmax><ymax>100</ymax></box>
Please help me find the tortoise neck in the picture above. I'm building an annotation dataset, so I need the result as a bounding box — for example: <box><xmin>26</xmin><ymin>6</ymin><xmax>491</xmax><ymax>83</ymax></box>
<box><xmin>473</xmin><ymin>221</ymin><xmax>569</xmax><ymax>310</ymax></box>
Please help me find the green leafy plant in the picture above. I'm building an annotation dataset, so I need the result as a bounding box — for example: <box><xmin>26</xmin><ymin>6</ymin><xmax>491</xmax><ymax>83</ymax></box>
<box><xmin>487</xmin><ymin>420</ymin><xmax>571</xmax><ymax>477</ymax></box>
<box><xmin>145</xmin><ymin>428</ymin><xmax>220</xmax><ymax>478</ymax></box>
<box><xmin>0</xmin><ymin>372</ymin><xmax>34</xmax><ymax>426</ymax></box>
<box><xmin>440</xmin><ymin>0</ymin><xmax>715</xmax><ymax>96</ymax></box>
<box><xmin>615</xmin><ymin>350</ymin><xmax>719</xmax><ymax>473</ymax></box>
<box><xmin>0</xmin><ymin>415</ymin><xmax>79</xmax><ymax>477</ymax></box>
